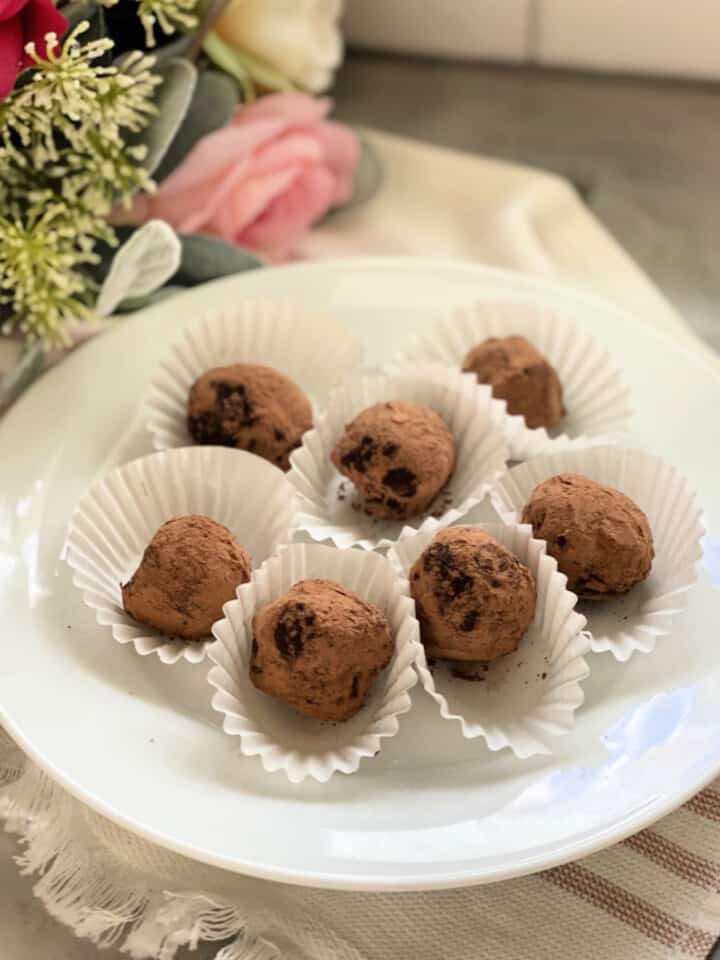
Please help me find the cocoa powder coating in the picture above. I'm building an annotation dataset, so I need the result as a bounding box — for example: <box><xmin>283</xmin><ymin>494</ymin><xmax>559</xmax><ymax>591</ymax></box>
<box><xmin>521</xmin><ymin>473</ymin><xmax>654</xmax><ymax>599</ymax></box>
<box><xmin>410</xmin><ymin>527</ymin><xmax>537</xmax><ymax>662</ymax></box>
<box><xmin>250</xmin><ymin>579</ymin><xmax>394</xmax><ymax>721</ymax></box>
<box><xmin>331</xmin><ymin>400</ymin><xmax>455</xmax><ymax>520</ymax></box>
<box><xmin>122</xmin><ymin>515</ymin><xmax>252</xmax><ymax>640</ymax></box>
<box><xmin>187</xmin><ymin>362</ymin><xmax>312</xmax><ymax>470</ymax></box>
<box><xmin>462</xmin><ymin>335</ymin><xmax>565</xmax><ymax>430</ymax></box>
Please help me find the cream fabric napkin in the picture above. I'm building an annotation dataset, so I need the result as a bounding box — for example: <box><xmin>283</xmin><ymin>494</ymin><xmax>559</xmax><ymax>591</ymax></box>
<box><xmin>2</xmin><ymin>129</ymin><xmax>719</xmax><ymax>960</ymax></box>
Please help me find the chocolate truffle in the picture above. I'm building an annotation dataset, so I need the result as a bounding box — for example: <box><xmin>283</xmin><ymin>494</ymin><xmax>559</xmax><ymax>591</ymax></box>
<box><xmin>410</xmin><ymin>527</ymin><xmax>536</xmax><ymax>662</ymax></box>
<box><xmin>250</xmin><ymin>579</ymin><xmax>394</xmax><ymax>721</ymax></box>
<box><xmin>122</xmin><ymin>515</ymin><xmax>252</xmax><ymax>640</ymax></box>
<box><xmin>462</xmin><ymin>335</ymin><xmax>565</xmax><ymax>430</ymax></box>
<box><xmin>521</xmin><ymin>473</ymin><xmax>654</xmax><ymax>599</ymax></box>
<box><xmin>331</xmin><ymin>401</ymin><xmax>455</xmax><ymax>520</ymax></box>
<box><xmin>187</xmin><ymin>363</ymin><xmax>312</xmax><ymax>470</ymax></box>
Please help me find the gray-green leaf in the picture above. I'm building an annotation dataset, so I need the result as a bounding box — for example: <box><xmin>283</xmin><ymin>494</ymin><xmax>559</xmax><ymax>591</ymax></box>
<box><xmin>175</xmin><ymin>233</ymin><xmax>264</xmax><ymax>286</ymax></box>
<box><xmin>150</xmin><ymin>34</ymin><xmax>194</xmax><ymax>65</ymax></box>
<box><xmin>154</xmin><ymin>70</ymin><xmax>239</xmax><ymax>182</ymax></box>
<box><xmin>127</xmin><ymin>58</ymin><xmax>197</xmax><ymax>179</ymax></box>
<box><xmin>326</xmin><ymin>138</ymin><xmax>384</xmax><ymax>221</ymax></box>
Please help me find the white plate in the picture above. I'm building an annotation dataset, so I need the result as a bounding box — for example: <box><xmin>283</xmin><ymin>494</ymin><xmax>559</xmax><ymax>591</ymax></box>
<box><xmin>1</xmin><ymin>258</ymin><xmax>719</xmax><ymax>892</ymax></box>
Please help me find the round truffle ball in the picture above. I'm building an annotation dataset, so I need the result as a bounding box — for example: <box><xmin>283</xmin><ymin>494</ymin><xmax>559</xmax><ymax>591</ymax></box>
<box><xmin>187</xmin><ymin>363</ymin><xmax>312</xmax><ymax>470</ymax></box>
<box><xmin>331</xmin><ymin>401</ymin><xmax>455</xmax><ymax>520</ymax></box>
<box><xmin>462</xmin><ymin>335</ymin><xmax>564</xmax><ymax>430</ymax></box>
<box><xmin>410</xmin><ymin>527</ymin><xmax>536</xmax><ymax>662</ymax></box>
<box><xmin>521</xmin><ymin>473</ymin><xmax>654</xmax><ymax>599</ymax></box>
<box><xmin>250</xmin><ymin>579</ymin><xmax>394</xmax><ymax>721</ymax></box>
<box><xmin>122</xmin><ymin>515</ymin><xmax>252</xmax><ymax>640</ymax></box>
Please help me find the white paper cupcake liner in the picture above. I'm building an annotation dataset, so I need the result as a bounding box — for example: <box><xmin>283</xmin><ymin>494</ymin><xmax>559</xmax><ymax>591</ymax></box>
<box><xmin>65</xmin><ymin>447</ymin><xmax>298</xmax><ymax>664</ymax></box>
<box><xmin>390</xmin><ymin>522</ymin><xmax>590</xmax><ymax>758</ymax></box>
<box><xmin>146</xmin><ymin>299</ymin><xmax>364</xmax><ymax>451</ymax></box>
<box><xmin>208</xmin><ymin>543</ymin><xmax>420</xmax><ymax>783</ymax></box>
<box><xmin>491</xmin><ymin>446</ymin><xmax>705</xmax><ymax>661</ymax></box>
<box><xmin>393</xmin><ymin>301</ymin><xmax>633</xmax><ymax>460</ymax></box>
<box><xmin>287</xmin><ymin>368</ymin><xmax>510</xmax><ymax>551</ymax></box>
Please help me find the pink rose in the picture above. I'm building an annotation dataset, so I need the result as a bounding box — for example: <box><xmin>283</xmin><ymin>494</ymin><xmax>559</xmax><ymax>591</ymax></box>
<box><xmin>0</xmin><ymin>0</ymin><xmax>68</xmax><ymax>98</ymax></box>
<box><xmin>128</xmin><ymin>92</ymin><xmax>360</xmax><ymax>262</ymax></box>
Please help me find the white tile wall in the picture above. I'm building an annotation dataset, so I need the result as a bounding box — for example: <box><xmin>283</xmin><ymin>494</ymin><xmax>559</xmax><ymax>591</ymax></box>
<box><xmin>533</xmin><ymin>0</ymin><xmax>720</xmax><ymax>80</ymax></box>
<box><xmin>342</xmin><ymin>0</ymin><xmax>531</xmax><ymax>62</ymax></box>
<box><xmin>343</xmin><ymin>0</ymin><xmax>720</xmax><ymax>80</ymax></box>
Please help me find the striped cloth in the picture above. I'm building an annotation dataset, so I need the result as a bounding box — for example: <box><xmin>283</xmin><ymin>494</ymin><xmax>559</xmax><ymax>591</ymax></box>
<box><xmin>1</xmin><ymin>731</ymin><xmax>720</xmax><ymax>959</ymax></box>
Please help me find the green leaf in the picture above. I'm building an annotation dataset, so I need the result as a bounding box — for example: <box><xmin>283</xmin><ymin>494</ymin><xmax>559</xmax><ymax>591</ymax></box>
<box><xmin>203</xmin><ymin>32</ymin><xmax>294</xmax><ymax>95</ymax></box>
<box><xmin>233</xmin><ymin>48</ymin><xmax>294</xmax><ymax>93</ymax></box>
<box><xmin>0</xmin><ymin>344</ymin><xmax>46</xmax><ymax>413</ymax></box>
<box><xmin>154</xmin><ymin>70</ymin><xmax>239</xmax><ymax>182</ymax></box>
<box><xmin>202</xmin><ymin>32</ymin><xmax>254</xmax><ymax>101</ymax></box>
<box><xmin>126</xmin><ymin>57</ymin><xmax>197</xmax><ymax>179</ymax></box>
<box><xmin>114</xmin><ymin>286</ymin><xmax>186</xmax><ymax>313</ymax></box>
<box><xmin>175</xmin><ymin>233</ymin><xmax>264</xmax><ymax>286</ymax></box>
<box><xmin>150</xmin><ymin>34</ymin><xmax>194</xmax><ymax>65</ymax></box>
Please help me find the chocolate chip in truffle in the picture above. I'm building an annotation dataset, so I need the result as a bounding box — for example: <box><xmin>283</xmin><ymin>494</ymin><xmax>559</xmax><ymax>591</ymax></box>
<box><xmin>214</xmin><ymin>380</ymin><xmax>256</xmax><ymax>426</ymax></box>
<box><xmin>340</xmin><ymin>435</ymin><xmax>377</xmax><ymax>474</ymax></box>
<box><xmin>424</xmin><ymin>542</ymin><xmax>474</xmax><ymax>600</ymax></box>
<box><xmin>350</xmin><ymin>673</ymin><xmax>361</xmax><ymax>699</ymax></box>
<box><xmin>460</xmin><ymin>610</ymin><xmax>478</xmax><ymax>632</ymax></box>
<box><xmin>274</xmin><ymin>607</ymin><xmax>305</xmax><ymax>658</ymax></box>
<box><xmin>382</xmin><ymin>442</ymin><xmax>399</xmax><ymax>457</ymax></box>
<box><xmin>382</xmin><ymin>467</ymin><xmax>418</xmax><ymax>498</ymax></box>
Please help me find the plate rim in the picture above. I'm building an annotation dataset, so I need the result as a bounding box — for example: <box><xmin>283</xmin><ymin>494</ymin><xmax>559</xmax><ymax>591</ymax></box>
<box><xmin>2</xmin><ymin>255</ymin><xmax>719</xmax><ymax>891</ymax></box>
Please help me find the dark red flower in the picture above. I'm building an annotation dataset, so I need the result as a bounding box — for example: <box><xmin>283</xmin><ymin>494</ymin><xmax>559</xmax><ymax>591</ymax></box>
<box><xmin>0</xmin><ymin>0</ymin><xmax>68</xmax><ymax>98</ymax></box>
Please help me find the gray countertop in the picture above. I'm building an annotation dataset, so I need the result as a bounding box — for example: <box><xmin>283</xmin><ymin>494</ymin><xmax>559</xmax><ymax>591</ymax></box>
<box><xmin>333</xmin><ymin>53</ymin><xmax>720</xmax><ymax>354</ymax></box>
<box><xmin>4</xmin><ymin>52</ymin><xmax>719</xmax><ymax>960</ymax></box>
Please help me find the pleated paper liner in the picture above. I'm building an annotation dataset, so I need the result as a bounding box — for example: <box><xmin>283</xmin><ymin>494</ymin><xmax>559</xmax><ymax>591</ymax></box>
<box><xmin>65</xmin><ymin>447</ymin><xmax>298</xmax><ymax>664</ymax></box>
<box><xmin>145</xmin><ymin>299</ymin><xmax>364</xmax><ymax>451</ymax></box>
<box><xmin>390</xmin><ymin>522</ymin><xmax>590</xmax><ymax>758</ymax></box>
<box><xmin>393</xmin><ymin>300</ymin><xmax>632</xmax><ymax>460</ymax></box>
<box><xmin>491</xmin><ymin>446</ymin><xmax>704</xmax><ymax>661</ymax></box>
<box><xmin>287</xmin><ymin>368</ymin><xmax>510</xmax><ymax>551</ymax></box>
<box><xmin>208</xmin><ymin>543</ymin><xmax>421</xmax><ymax>783</ymax></box>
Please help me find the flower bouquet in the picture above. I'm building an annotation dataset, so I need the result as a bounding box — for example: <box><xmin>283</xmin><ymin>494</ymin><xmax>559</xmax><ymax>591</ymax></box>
<box><xmin>0</xmin><ymin>0</ymin><xmax>380</xmax><ymax>408</ymax></box>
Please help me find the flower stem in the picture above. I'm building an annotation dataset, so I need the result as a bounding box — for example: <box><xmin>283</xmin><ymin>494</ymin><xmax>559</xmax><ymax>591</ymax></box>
<box><xmin>186</xmin><ymin>0</ymin><xmax>232</xmax><ymax>62</ymax></box>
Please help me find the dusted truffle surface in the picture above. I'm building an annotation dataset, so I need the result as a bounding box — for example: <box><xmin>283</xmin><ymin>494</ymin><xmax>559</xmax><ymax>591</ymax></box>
<box><xmin>122</xmin><ymin>515</ymin><xmax>252</xmax><ymax>640</ymax></box>
<box><xmin>331</xmin><ymin>401</ymin><xmax>455</xmax><ymax>520</ymax></box>
<box><xmin>410</xmin><ymin>527</ymin><xmax>536</xmax><ymax>662</ymax></box>
<box><xmin>187</xmin><ymin>363</ymin><xmax>312</xmax><ymax>470</ymax></box>
<box><xmin>521</xmin><ymin>473</ymin><xmax>654</xmax><ymax>599</ymax></box>
<box><xmin>462</xmin><ymin>335</ymin><xmax>565</xmax><ymax>430</ymax></box>
<box><xmin>250</xmin><ymin>579</ymin><xmax>394</xmax><ymax>721</ymax></box>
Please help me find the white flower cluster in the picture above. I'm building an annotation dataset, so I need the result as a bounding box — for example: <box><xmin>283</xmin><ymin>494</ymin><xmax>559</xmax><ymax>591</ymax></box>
<box><xmin>0</xmin><ymin>23</ymin><xmax>161</xmax><ymax>342</ymax></box>
<box><xmin>1</xmin><ymin>25</ymin><xmax>159</xmax><ymax>214</ymax></box>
